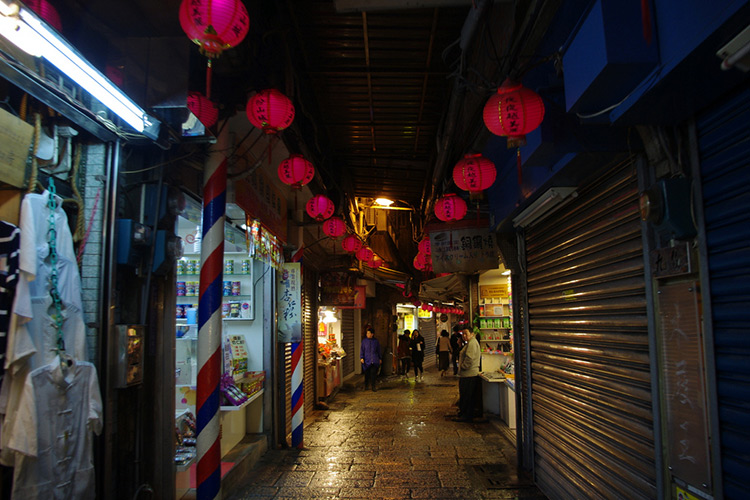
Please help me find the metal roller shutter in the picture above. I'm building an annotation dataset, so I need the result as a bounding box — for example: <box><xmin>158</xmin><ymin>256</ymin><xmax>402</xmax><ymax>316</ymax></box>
<box><xmin>341</xmin><ymin>309</ymin><xmax>355</xmax><ymax>377</ymax></box>
<box><xmin>419</xmin><ymin>317</ymin><xmax>437</xmax><ymax>368</ymax></box>
<box><xmin>524</xmin><ymin>159</ymin><xmax>654</xmax><ymax>499</ymax></box>
<box><xmin>303</xmin><ymin>267</ymin><xmax>317</xmax><ymax>416</ymax></box>
<box><xmin>696</xmin><ymin>86</ymin><xmax>750</xmax><ymax>499</ymax></box>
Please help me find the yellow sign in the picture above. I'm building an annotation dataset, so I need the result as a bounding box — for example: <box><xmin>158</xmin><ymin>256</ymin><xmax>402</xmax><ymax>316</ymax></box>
<box><xmin>675</xmin><ymin>486</ymin><xmax>700</xmax><ymax>500</ymax></box>
<box><xmin>0</xmin><ymin>107</ymin><xmax>33</xmax><ymax>188</ymax></box>
<box><xmin>417</xmin><ymin>309</ymin><xmax>432</xmax><ymax>318</ymax></box>
<box><xmin>404</xmin><ymin>314</ymin><xmax>414</xmax><ymax>325</ymax></box>
<box><xmin>480</xmin><ymin>284</ymin><xmax>508</xmax><ymax>299</ymax></box>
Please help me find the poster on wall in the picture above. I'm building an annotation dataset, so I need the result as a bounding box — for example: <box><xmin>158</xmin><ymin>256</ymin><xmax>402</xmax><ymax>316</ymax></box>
<box><xmin>277</xmin><ymin>263</ymin><xmax>301</xmax><ymax>342</ymax></box>
<box><xmin>319</xmin><ymin>272</ymin><xmax>358</xmax><ymax>306</ymax></box>
<box><xmin>430</xmin><ymin>228</ymin><xmax>498</xmax><ymax>273</ymax></box>
<box><xmin>338</xmin><ymin>285</ymin><xmax>366</xmax><ymax>309</ymax></box>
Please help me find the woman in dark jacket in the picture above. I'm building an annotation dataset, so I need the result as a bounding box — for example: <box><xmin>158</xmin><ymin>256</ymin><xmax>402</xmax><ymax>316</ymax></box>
<box><xmin>409</xmin><ymin>329</ymin><xmax>426</xmax><ymax>382</ymax></box>
<box><xmin>397</xmin><ymin>330</ymin><xmax>412</xmax><ymax>379</ymax></box>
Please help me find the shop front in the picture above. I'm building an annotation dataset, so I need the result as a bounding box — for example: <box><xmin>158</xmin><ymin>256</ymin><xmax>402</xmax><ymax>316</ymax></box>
<box><xmin>316</xmin><ymin>306</ymin><xmax>346</xmax><ymax>399</ymax></box>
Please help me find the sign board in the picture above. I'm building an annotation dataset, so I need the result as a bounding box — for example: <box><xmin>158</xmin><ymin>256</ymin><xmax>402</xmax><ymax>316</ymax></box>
<box><xmin>430</xmin><ymin>227</ymin><xmax>498</xmax><ymax>273</ymax></box>
<box><xmin>319</xmin><ymin>272</ymin><xmax>358</xmax><ymax>306</ymax></box>
<box><xmin>0</xmin><ymin>107</ymin><xmax>33</xmax><ymax>188</ymax></box>
<box><xmin>234</xmin><ymin>168</ymin><xmax>288</xmax><ymax>243</ymax></box>
<box><xmin>338</xmin><ymin>285</ymin><xmax>366</xmax><ymax>309</ymax></box>
<box><xmin>479</xmin><ymin>284</ymin><xmax>508</xmax><ymax>299</ymax></box>
<box><xmin>417</xmin><ymin>308</ymin><xmax>432</xmax><ymax>318</ymax></box>
<box><xmin>651</xmin><ymin>244</ymin><xmax>692</xmax><ymax>279</ymax></box>
<box><xmin>277</xmin><ymin>263</ymin><xmax>301</xmax><ymax>342</ymax></box>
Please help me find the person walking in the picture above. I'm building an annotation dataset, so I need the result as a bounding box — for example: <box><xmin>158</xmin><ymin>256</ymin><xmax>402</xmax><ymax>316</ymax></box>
<box><xmin>397</xmin><ymin>330</ymin><xmax>412</xmax><ymax>380</ymax></box>
<box><xmin>449</xmin><ymin>326</ymin><xmax>463</xmax><ymax>376</ymax></box>
<box><xmin>360</xmin><ymin>325</ymin><xmax>382</xmax><ymax>391</ymax></box>
<box><xmin>410</xmin><ymin>329</ymin><xmax>426</xmax><ymax>382</ymax></box>
<box><xmin>436</xmin><ymin>330</ymin><xmax>452</xmax><ymax>377</ymax></box>
<box><xmin>453</xmin><ymin>328</ymin><xmax>481</xmax><ymax>421</ymax></box>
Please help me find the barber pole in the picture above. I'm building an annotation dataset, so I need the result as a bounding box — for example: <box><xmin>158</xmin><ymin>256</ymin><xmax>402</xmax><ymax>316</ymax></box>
<box><xmin>196</xmin><ymin>124</ymin><xmax>228</xmax><ymax>500</ymax></box>
<box><xmin>291</xmin><ymin>341</ymin><xmax>304</xmax><ymax>447</ymax></box>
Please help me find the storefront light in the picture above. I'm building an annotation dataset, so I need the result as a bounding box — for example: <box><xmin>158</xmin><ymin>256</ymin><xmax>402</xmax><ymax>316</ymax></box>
<box><xmin>322</xmin><ymin>310</ymin><xmax>338</xmax><ymax>323</ymax></box>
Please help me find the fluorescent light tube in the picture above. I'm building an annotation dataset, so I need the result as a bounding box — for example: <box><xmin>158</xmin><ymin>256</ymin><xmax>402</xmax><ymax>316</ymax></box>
<box><xmin>17</xmin><ymin>7</ymin><xmax>149</xmax><ymax>133</ymax></box>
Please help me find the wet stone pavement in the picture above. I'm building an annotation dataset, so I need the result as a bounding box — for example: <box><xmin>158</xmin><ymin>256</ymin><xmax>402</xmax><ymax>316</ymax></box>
<box><xmin>226</xmin><ymin>369</ymin><xmax>548</xmax><ymax>500</ymax></box>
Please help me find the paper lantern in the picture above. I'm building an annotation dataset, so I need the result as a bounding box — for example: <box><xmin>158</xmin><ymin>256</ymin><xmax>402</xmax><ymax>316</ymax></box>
<box><xmin>322</xmin><ymin>216</ymin><xmax>346</xmax><ymax>238</ymax></box>
<box><xmin>434</xmin><ymin>193</ymin><xmax>467</xmax><ymax>222</ymax></box>
<box><xmin>413</xmin><ymin>300</ymin><xmax>422</xmax><ymax>307</ymax></box>
<box><xmin>483</xmin><ymin>78</ymin><xmax>545</xmax><ymax>148</ymax></box>
<box><xmin>356</xmin><ymin>246</ymin><xmax>374</xmax><ymax>262</ymax></box>
<box><xmin>25</xmin><ymin>0</ymin><xmax>62</xmax><ymax>32</ymax></box>
<box><xmin>418</xmin><ymin>237</ymin><xmax>431</xmax><ymax>255</ymax></box>
<box><xmin>453</xmin><ymin>153</ymin><xmax>497</xmax><ymax>194</ymax></box>
<box><xmin>179</xmin><ymin>0</ymin><xmax>249</xmax><ymax>58</ymax></box>
<box><xmin>305</xmin><ymin>194</ymin><xmax>334</xmax><ymax>221</ymax></box>
<box><xmin>421</xmin><ymin>304</ymin><xmax>428</xmax><ymax>311</ymax></box>
<box><xmin>367</xmin><ymin>255</ymin><xmax>384</xmax><ymax>269</ymax></box>
<box><xmin>187</xmin><ymin>92</ymin><xmax>218</xmax><ymax>128</ymax></box>
<box><xmin>341</xmin><ymin>234</ymin><xmax>362</xmax><ymax>253</ymax></box>
<box><xmin>246</xmin><ymin>89</ymin><xmax>295</xmax><ymax>134</ymax></box>
<box><xmin>413</xmin><ymin>252</ymin><xmax>432</xmax><ymax>271</ymax></box>
<box><xmin>278</xmin><ymin>154</ymin><xmax>314</xmax><ymax>189</ymax></box>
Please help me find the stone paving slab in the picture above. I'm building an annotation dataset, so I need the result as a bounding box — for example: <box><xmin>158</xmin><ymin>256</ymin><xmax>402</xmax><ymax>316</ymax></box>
<box><xmin>226</xmin><ymin>370</ymin><xmax>547</xmax><ymax>500</ymax></box>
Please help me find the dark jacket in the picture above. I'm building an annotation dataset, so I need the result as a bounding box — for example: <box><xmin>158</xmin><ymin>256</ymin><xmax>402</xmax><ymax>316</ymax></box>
<box><xmin>360</xmin><ymin>337</ymin><xmax>381</xmax><ymax>368</ymax></box>
<box><xmin>409</xmin><ymin>334</ymin><xmax>426</xmax><ymax>360</ymax></box>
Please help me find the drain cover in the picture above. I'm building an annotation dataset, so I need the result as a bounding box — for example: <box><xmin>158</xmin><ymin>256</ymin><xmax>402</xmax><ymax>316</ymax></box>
<box><xmin>469</xmin><ymin>464</ymin><xmax>534</xmax><ymax>489</ymax></box>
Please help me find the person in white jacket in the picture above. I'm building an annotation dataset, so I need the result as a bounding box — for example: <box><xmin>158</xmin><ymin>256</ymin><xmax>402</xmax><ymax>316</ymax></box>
<box><xmin>453</xmin><ymin>329</ymin><xmax>481</xmax><ymax>422</ymax></box>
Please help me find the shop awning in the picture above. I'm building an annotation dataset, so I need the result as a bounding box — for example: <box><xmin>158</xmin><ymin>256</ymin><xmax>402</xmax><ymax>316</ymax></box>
<box><xmin>419</xmin><ymin>274</ymin><xmax>469</xmax><ymax>303</ymax></box>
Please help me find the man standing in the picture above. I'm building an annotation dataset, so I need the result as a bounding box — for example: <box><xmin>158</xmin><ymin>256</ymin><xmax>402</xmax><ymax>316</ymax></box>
<box><xmin>453</xmin><ymin>329</ymin><xmax>481</xmax><ymax>421</ymax></box>
<box><xmin>360</xmin><ymin>325</ymin><xmax>382</xmax><ymax>391</ymax></box>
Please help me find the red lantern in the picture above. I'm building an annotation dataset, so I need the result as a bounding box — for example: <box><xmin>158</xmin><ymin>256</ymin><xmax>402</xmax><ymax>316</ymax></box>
<box><xmin>421</xmin><ymin>304</ymin><xmax>428</xmax><ymax>311</ymax></box>
<box><xmin>434</xmin><ymin>193</ymin><xmax>467</xmax><ymax>222</ymax></box>
<box><xmin>25</xmin><ymin>0</ymin><xmax>62</xmax><ymax>32</ymax></box>
<box><xmin>179</xmin><ymin>0</ymin><xmax>249</xmax><ymax>58</ymax></box>
<box><xmin>278</xmin><ymin>154</ymin><xmax>314</xmax><ymax>189</ymax></box>
<box><xmin>418</xmin><ymin>237</ymin><xmax>431</xmax><ymax>255</ymax></box>
<box><xmin>187</xmin><ymin>92</ymin><xmax>218</xmax><ymax>128</ymax></box>
<box><xmin>341</xmin><ymin>234</ymin><xmax>362</xmax><ymax>253</ymax></box>
<box><xmin>367</xmin><ymin>255</ymin><xmax>384</xmax><ymax>269</ymax></box>
<box><xmin>322</xmin><ymin>217</ymin><xmax>346</xmax><ymax>238</ymax></box>
<box><xmin>413</xmin><ymin>252</ymin><xmax>432</xmax><ymax>271</ymax></box>
<box><xmin>305</xmin><ymin>195</ymin><xmax>334</xmax><ymax>221</ymax></box>
<box><xmin>246</xmin><ymin>89</ymin><xmax>295</xmax><ymax>134</ymax></box>
<box><xmin>483</xmin><ymin>78</ymin><xmax>545</xmax><ymax>148</ymax></box>
<box><xmin>356</xmin><ymin>247</ymin><xmax>374</xmax><ymax>262</ymax></box>
<box><xmin>453</xmin><ymin>153</ymin><xmax>497</xmax><ymax>195</ymax></box>
<box><xmin>426</xmin><ymin>304</ymin><xmax>434</xmax><ymax>312</ymax></box>
<box><xmin>413</xmin><ymin>300</ymin><xmax>422</xmax><ymax>307</ymax></box>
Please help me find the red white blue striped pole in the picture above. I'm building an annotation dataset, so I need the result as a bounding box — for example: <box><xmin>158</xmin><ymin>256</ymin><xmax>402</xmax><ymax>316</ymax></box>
<box><xmin>197</xmin><ymin>124</ymin><xmax>227</xmax><ymax>500</ymax></box>
<box><xmin>291</xmin><ymin>341</ymin><xmax>304</xmax><ymax>447</ymax></box>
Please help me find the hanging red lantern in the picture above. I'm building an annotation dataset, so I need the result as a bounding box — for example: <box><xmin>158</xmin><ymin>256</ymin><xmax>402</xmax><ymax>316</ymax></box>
<box><xmin>356</xmin><ymin>246</ymin><xmax>374</xmax><ymax>262</ymax></box>
<box><xmin>25</xmin><ymin>0</ymin><xmax>62</xmax><ymax>32</ymax></box>
<box><xmin>246</xmin><ymin>89</ymin><xmax>295</xmax><ymax>134</ymax></box>
<box><xmin>413</xmin><ymin>300</ymin><xmax>422</xmax><ymax>307</ymax></box>
<box><xmin>278</xmin><ymin>154</ymin><xmax>314</xmax><ymax>189</ymax></box>
<box><xmin>413</xmin><ymin>252</ymin><xmax>433</xmax><ymax>271</ymax></box>
<box><xmin>322</xmin><ymin>216</ymin><xmax>346</xmax><ymax>238</ymax></box>
<box><xmin>453</xmin><ymin>153</ymin><xmax>497</xmax><ymax>195</ymax></box>
<box><xmin>426</xmin><ymin>304</ymin><xmax>434</xmax><ymax>312</ymax></box>
<box><xmin>179</xmin><ymin>0</ymin><xmax>249</xmax><ymax>58</ymax></box>
<box><xmin>434</xmin><ymin>193</ymin><xmax>467</xmax><ymax>222</ymax></box>
<box><xmin>341</xmin><ymin>234</ymin><xmax>362</xmax><ymax>253</ymax></box>
<box><xmin>418</xmin><ymin>237</ymin><xmax>431</xmax><ymax>255</ymax></box>
<box><xmin>483</xmin><ymin>78</ymin><xmax>545</xmax><ymax>148</ymax></box>
<box><xmin>367</xmin><ymin>255</ymin><xmax>384</xmax><ymax>269</ymax></box>
<box><xmin>305</xmin><ymin>194</ymin><xmax>334</xmax><ymax>222</ymax></box>
<box><xmin>187</xmin><ymin>92</ymin><xmax>218</xmax><ymax>128</ymax></box>
<box><xmin>421</xmin><ymin>304</ymin><xmax>428</xmax><ymax>311</ymax></box>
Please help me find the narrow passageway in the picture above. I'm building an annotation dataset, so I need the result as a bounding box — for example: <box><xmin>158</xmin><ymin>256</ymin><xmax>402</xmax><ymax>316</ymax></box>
<box><xmin>227</xmin><ymin>369</ymin><xmax>547</xmax><ymax>500</ymax></box>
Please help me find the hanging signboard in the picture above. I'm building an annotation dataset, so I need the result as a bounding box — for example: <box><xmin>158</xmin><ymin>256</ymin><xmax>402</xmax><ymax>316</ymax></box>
<box><xmin>277</xmin><ymin>263</ymin><xmax>301</xmax><ymax>342</ymax></box>
<box><xmin>319</xmin><ymin>272</ymin><xmax>358</xmax><ymax>306</ymax></box>
<box><xmin>0</xmin><ymin>107</ymin><xmax>34</xmax><ymax>188</ymax></box>
<box><xmin>430</xmin><ymin>227</ymin><xmax>498</xmax><ymax>273</ymax></box>
<box><xmin>338</xmin><ymin>285</ymin><xmax>366</xmax><ymax>309</ymax></box>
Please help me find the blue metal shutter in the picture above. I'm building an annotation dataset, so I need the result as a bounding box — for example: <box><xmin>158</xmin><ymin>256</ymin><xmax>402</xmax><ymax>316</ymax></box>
<box><xmin>696</xmin><ymin>85</ymin><xmax>750</xmax><ymax>499</ymax></box>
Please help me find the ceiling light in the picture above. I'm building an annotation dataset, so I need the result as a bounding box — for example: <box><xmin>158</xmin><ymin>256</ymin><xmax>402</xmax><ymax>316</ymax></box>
<box><xmin>512</xmin><ymin>187</ymin><xmax>577</xmax><ymax>228</ymax></box>
<box><xmin>374</xmin><ymin>198</ymin><xmax>394</xmax><ymax>206</ymax></box>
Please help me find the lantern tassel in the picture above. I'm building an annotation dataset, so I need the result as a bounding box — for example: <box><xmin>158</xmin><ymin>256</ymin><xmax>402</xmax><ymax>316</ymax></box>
<box><xmin>517</xmin><ymin>148</ymin><xmax>523</xmax><ymax>186</ymax></box>
<box><xmin>206</xmin><ymin>59</ymin><xmax>212</xmax><ymax>99</ymax></box>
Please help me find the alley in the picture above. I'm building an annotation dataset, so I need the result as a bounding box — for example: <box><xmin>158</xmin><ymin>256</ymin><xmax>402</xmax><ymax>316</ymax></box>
<box><xmin>227</xmin><ymin>370</ymin><xmax>547</xmax><ymax>500</ymax></box>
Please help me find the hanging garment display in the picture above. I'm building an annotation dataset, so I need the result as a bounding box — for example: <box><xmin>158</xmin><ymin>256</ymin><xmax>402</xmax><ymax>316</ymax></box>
<box><xmin>0</xmin><ymin>221</ymin><xmax>20</xmax><ymax>379</ymax></box>
<box><xmin>6</xmin><ymin>356</ymin><xmax>102</xmax><ymax>499</ymax></box>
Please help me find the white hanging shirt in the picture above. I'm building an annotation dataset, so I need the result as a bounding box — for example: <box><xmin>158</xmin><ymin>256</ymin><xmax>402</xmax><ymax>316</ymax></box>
<box><xmin>7</xmin><ymin>357</ymin><xmax>102</xmax><ymax>499</ymax></box>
